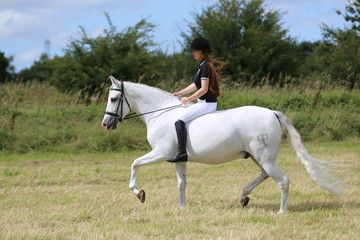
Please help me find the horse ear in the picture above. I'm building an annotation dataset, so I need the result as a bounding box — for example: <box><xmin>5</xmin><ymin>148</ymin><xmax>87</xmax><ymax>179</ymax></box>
<box><xmin>109</xmin><ymin>76</ymin><xmax>115</xmax><ymax>85</ymax></box>
<box><xmin>109</xmin><ymin>76</ymin><xmax>122</xmax><ymax>88</ymax></box>
<box><xmin>114</xmin><ymin>79</ymin><xmax>122</xmax><ymax>89</ymax></box>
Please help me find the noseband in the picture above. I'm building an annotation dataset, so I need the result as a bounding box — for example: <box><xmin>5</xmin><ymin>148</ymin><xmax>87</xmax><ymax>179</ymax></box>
<box><xmin>104</xmin><ymin>81</ymin><xmax>131</xmax><ymax>122</ymax></box>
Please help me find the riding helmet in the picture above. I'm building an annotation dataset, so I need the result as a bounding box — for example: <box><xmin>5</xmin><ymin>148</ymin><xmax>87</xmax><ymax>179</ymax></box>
<box><xmin>190</xmin><ymin>37</ymin><xmax>211</xmax><ymax>54</ymax></box>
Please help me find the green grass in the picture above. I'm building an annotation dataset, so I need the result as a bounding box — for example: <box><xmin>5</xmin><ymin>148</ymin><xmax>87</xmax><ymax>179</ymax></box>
<box><xmin>0</xmin><ymin>81</ymin><xmax>149</xmax><ymax>153</ymax></box>
<box><xmin>1</xmin><ymin>73</ymin><xmax>359</xmax><ymax>238</ymax></box>
<box><xmin>0</xmin><ymin>142</ymin><xmax>359</xmax><ymax>239</ymax></box>
<box><xmin>0</xmin><ymin>81</ymin><xmax>359</xmax><ymax>154</ymax></box>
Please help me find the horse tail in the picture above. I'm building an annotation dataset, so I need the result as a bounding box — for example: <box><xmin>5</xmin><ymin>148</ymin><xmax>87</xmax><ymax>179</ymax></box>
<box><xmin>273</xmin><ymin>111</ymin><xmax>347</xmax><ymax>196</ymax></box>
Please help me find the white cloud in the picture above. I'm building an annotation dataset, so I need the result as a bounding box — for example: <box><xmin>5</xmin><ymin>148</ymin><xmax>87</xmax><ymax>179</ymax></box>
<box><xmin>0</xmin><ymin>10</ymin><xmax>35</xmax><ymax>38</ymax></box>
<box><xmin>264</xmin><ymin>0</ymin><xmax>348</xmax><ymax>41</ymax></box>
<box><xmin>0</xmin><ymin>0</ymin><xmax>148</xmax><ymax>40</ymax></box>
<box><xmin>0</xmin><ymin>9</ymin><xmax>60</xmax><ymax>39</ymax></box>
<box><xmin>0</xmin><ymin>0</ymin><xmax>140</xmax><ymax>10</ymax></box>
<box><xmin>17</xmin><ymin>47</ymin><xmax>43</xmax><ymax>62</ymax></box>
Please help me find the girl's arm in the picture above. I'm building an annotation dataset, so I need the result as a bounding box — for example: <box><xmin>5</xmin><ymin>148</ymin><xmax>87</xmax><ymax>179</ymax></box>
<box><xmin>173</xmin><ymin>83</ymin><xmax>197</xmax><ymax>96</ymax></box>
<box><xmin>180</xmin><ymin>79</ymin><xmax>209</xmax><ymax>104</ymax></box>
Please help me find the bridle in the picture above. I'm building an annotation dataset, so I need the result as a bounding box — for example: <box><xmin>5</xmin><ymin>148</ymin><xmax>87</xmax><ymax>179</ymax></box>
<box><xmin>104</xmin><ymin>81</ymin><xmax>131</xmax><ymax>122</ymax></box>
<box><xmin>104</xmin><ymin>81</ymin><xmax>182</xmax><ymax>122</ymax></box>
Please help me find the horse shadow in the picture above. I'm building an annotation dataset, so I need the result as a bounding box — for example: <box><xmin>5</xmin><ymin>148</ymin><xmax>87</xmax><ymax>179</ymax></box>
<box><xmin>224</xmin><ymin>199</ymin><xmax>359</xmax><ymax>213</ymax></box>
<box><xmin>287</xmin><ymin>200</ymin><xmax>360</xmax><ymax>213</ymax></box>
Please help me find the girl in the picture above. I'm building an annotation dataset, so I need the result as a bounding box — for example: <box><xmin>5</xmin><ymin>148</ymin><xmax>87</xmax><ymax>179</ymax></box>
<box><xmin>167</xmin><ymin>37</ymin><xmax>226</xmax><ymax>163</ymax></box>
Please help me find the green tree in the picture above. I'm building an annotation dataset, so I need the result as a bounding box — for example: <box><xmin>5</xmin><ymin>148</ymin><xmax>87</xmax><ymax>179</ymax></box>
<box><xmin>182</xmin><ymin>0</ymin><xmax>298</xmax><ymax>85</ymax></box>
<box><xmin>0</xmin><ymin>51</ymin><xmax>14</xmax><ymax>82</ymax></box>
<box><xmin>309</xmin><ymin>0</ymin><xmax>360</xmax><ymax>89</ymax></box>
<box><xmin>295</xmin><ymin>41</ymin><xmax>321</xmax><ymax>75</ymax></box>
<box><xmin>49</xmin><ymin>13</ymin><xmax>159</xmax><ymax>96</ymax></box>
<box><xmin>336</xmin><ymin>0</ymin><xmax>360</xmax><ymax>31</ymax></box>
<box><xmin>18</xmin><ymin>54</ymin><xmax>53</xmax><ymax>82</ymax></box>
<box><xmin>319</xmin><ymin>27</ymin><xmax>360</xmax><ymax>89</ymax></box>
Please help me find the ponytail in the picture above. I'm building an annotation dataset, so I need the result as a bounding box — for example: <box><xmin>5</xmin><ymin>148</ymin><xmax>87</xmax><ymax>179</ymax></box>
<box><xmin>203</xmin><ymin>53</ymin><xmax>226</xmax><ymax>96</ymax></box>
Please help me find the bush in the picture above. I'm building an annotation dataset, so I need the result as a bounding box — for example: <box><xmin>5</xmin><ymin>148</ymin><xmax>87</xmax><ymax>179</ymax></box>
<box><xmin>0</xmin><ymin>81</ymin><xmax>358</xmax><ymax>154</ymax></box>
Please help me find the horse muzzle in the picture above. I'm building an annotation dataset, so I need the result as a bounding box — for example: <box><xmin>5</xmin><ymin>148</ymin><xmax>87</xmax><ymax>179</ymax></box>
<box><xmin>102</xmin><ymin>116</ymin><xmax>119</xmax><ymax>130</ymax></box>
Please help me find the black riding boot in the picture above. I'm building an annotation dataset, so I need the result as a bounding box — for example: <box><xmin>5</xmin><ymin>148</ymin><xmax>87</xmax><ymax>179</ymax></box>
<box><xmin>167</xmin><ymin>120</ymin><xmax>188</xmax><ymax>163</ymax></box>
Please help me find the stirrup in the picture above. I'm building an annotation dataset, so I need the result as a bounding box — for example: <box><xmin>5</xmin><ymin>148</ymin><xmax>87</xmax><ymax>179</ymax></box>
<box><xmin>167</xmin><ymin>152</ymin><xmax>188</xmax><ymax>163</ymax></box>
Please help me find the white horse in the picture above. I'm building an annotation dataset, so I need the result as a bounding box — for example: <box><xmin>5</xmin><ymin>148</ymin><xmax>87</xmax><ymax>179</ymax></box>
<box><xmin>101</xmin><ymin>77</ymin><xmax>346</xmax><ymax>213</ymax></box>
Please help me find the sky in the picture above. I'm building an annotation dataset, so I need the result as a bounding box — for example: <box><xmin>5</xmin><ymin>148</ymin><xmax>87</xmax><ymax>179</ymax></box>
<box><xmin>0</xmin><ymin>0</ymin><xmax>349</xmax><ymax>72</ymax></box>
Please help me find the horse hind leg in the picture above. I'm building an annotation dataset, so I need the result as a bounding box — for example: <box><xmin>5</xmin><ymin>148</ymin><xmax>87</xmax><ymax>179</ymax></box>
<box><xmin>261</xmin><ymin>160</ymin><xmax>289</xmax><ymax>214</ymax></box>
<box><xmin>249</xmin><ymin>137</ymin><xmax>289</xmax><ymax>213</ymax></box>
<box><xmin>241</xmin><ymin>157</ymin><xmax>269</xmax><ymax>207</ymax></box>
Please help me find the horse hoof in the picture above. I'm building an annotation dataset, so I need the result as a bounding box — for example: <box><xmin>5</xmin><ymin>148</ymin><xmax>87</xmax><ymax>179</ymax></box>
<box><xmin>277</xmin><ymin>210</ymin><xmax>288</xmax><ymax>214</ymax></box>
<box><xmin>137</xmin><ymin>190</ymin><xmax>146</xmax><ymax>203</ymax></box>
<box><xmin>240</xmin><ymin>197</ymin><xmax>250</xmax><ymax>207</ymax></box>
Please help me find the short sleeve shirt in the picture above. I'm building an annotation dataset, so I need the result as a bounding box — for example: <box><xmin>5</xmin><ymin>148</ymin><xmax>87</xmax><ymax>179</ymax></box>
<box><xmin>193</xmin><ymin>61</ymin><xmax>217</xmax><ymax>102</ymax></box>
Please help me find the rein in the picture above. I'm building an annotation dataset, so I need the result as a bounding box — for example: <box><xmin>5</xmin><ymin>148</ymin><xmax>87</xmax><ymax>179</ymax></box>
<box><xmin>105</xmin><ymin>80</ymin><xmax>182</xmax><ymax>122</ymax></box>
<box><xmin>123</xmin><ymin>104</ymin><xmax>182</xmax><ymax>120</ymax></box>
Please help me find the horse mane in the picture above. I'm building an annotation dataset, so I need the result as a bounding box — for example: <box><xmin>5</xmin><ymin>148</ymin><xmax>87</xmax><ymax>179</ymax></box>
<box><xmin>126</xmin><ymin>81</ymin><xmax>182</xmax><ymax>106</ymax></box>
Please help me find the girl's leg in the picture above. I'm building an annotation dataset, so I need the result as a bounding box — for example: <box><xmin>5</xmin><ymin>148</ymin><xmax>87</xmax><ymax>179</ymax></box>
<box><xmin>167</xmin><ymin>119</ymin><xmax>188</xmax><ymax>162</ymax></box>
<box><xmin>178</xmin><ymin>100</ymin><xmax>217</xmax><ymax>123</ymax></box>
<box><xmin>167</xmin><ymin>101</ymin><xmax>217</xmax><ymax>163</ymax></box>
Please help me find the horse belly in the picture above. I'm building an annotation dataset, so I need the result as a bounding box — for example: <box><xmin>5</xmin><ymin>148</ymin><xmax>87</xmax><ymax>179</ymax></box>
<box><xmin>189</xmin><ymin>144</ymin><xmax>244</xmax><ymax>164</ymax></box>
<box><xmin>187</xmin><ymin>119</ymin><xmax>247</xmax><ymax>164</ymax></box>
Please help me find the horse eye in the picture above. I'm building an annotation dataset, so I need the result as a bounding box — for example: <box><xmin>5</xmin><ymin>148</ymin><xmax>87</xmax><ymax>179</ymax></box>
<box><xmin>111</xmin><ymin>98</ymin><xmax>117</xmax><ymax>103</ymax></box>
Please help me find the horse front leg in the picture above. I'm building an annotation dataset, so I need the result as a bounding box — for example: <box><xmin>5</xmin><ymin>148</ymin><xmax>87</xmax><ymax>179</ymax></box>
<box><xmin>129</xmin><ymin>149</ymin><xmax>165</xmax><ymax>203</ymax></box>
<box><xmin>175</xmin><ymin>162</ymin><xmax>187</xmax><ymax>208</ymax></box>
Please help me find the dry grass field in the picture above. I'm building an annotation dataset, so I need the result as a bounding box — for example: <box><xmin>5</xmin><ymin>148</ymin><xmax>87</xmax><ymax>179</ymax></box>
<box><xmin>0</xmin><ymin>141</ymin><xmax>359</xmax><ymax>240</ymax></box>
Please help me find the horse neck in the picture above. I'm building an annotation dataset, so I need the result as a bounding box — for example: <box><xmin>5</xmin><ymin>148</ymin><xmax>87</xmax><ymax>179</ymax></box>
<box><xmin>125</xmin><ymin>82</ymin><xmax>179</xmax><ymax>124</ymax></box>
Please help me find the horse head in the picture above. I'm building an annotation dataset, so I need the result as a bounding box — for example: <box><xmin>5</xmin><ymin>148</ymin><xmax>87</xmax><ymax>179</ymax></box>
<box><xmin>101</xmin><ymin>76</ymin><xmax>132</xmax><ymax>130</ymax></box>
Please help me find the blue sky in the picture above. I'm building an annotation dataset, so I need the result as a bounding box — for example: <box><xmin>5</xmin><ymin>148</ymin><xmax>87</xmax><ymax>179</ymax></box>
<box><xmin>0</xmin><ymin>0</ymin><xmax>348</xmax><ymax>72</ymax></box>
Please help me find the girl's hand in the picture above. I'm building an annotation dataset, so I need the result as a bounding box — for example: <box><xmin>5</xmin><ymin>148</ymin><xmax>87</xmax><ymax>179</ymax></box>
<box><xmin>172</xmin><ymin>92</ymin><xmax>181</xmax><ymax>97</ymax></box>
<box><xmin>180</xmin><ymin>97</ymin><xmax>191</xmax><ymax>105</ymax></box>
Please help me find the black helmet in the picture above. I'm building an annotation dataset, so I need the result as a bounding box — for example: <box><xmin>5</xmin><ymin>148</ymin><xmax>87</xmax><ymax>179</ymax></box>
<box><xmin>190</xmin><ymin>37</ymin><xmax>211</xmax><ymax>54</ymax></box>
